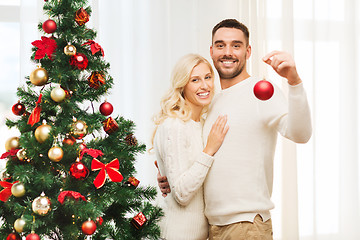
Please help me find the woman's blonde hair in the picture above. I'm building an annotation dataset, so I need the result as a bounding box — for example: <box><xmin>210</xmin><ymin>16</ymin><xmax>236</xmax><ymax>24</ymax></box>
<box><xmin>151</xmin><ymin>54</ymin><xmax>214</xmax><ymax>147</ymax></box>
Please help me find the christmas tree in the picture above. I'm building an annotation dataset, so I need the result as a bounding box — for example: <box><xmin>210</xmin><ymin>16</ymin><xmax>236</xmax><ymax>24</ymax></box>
<box><xmin>0</xmin><ymin>0</ymin><xmax>162</xmax><ymax>239</ymax></box>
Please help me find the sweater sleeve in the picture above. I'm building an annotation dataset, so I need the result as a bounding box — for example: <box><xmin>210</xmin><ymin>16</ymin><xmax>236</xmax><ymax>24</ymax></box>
<box><xmin>276</xmin><ymin>83</ymin><xmax>312</xmax><ymax>143</ymax></box>
<box><xmin>159</xmin><ymin>119</ymin><xmax>214</xmax><ymax>206</ymax></box>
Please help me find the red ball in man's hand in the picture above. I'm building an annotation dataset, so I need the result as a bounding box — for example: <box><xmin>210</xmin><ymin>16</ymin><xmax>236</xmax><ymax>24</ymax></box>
<box><xmin>253</xmin><ymin>80</ymin><xmax>274</xmax><ymax>101</ymax></box>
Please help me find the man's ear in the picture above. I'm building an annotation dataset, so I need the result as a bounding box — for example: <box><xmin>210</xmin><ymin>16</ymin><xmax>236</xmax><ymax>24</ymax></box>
<box><xmin>246</xmin><ymin>45</ymin><xmax>252</xmax><ymax>60</ymax></box>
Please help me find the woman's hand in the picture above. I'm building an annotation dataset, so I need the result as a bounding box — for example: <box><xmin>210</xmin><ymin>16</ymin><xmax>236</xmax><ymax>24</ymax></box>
<box><xmin>203</xmin><ymin>115</ymin><xmax>229</xmax><ymax>156</ymax></box>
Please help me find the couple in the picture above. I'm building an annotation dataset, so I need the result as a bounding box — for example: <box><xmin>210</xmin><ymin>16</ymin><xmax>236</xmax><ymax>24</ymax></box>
<box><xmin>152</xmin><ymin>19</ymin><xmax>312</xmax><ymax>240</ymax></box>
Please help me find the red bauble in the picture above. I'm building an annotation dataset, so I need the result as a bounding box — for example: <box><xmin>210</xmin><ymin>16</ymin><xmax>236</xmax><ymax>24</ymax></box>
<box><xmin>63</xmin><ymin>135</ymin><xmax>76</xmax><ymax>145</ymax></box>
<box><xmin>82</xmin><ymin>220</ymin><xmax>97</xmax><ymax>235</ymax></box>
<box><xmin>69</xmin><ymin>53</ymin><xmax>88</xmax><ymax>70</ymax></box>
<box><xmin>253</xmin><ymin>80</ymin><xmax>274</xmax><ymax>101</ymax></box>
<box><xmin>70</xmin><ymin>161</ymin><xmax>89</xmax><ymax>180</ymax></box>
<box><xmin>6</xmin><ymin>232</ymin><xmax>21</xmax><ymax>240</ymax></box>
<box><xmin>26</xmin><ymin>233</ymin><xmax>40</xmax><ymax>240</ymax></box>
<box><xmin>12</xmin><ymin>102</ymin><xmax>26</xmax><ymax>116</ymax></box>
<box><xmin>99</xmin><ymin>101</ymin><xmax>113</xmax><ymax>116</ymax></box>
<box><xmin>42</xmin><ymin>19</ymin><xmax>57</xmax><ymax>33</ymax></box>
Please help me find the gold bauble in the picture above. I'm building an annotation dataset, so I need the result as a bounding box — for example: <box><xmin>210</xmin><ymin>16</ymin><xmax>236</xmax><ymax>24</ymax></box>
<box><xmin>30</xmin><ymin>67</ymin><xmax>49</xmax><ymax>86</ymax></box>
<box><xmin>11</xmin><ymin>182</ymin><xmax>26</xmax><ymax>197</ymax></box>
<box><xmin>14</xmin><ymin>218</ymin><xmax>26</xmax><ymax>233</ymax></box>
<box><xmin>16</xmin><ymin>148</ymin><xmax>27</xmax><ymax>161</ymax></box>
<box><xmin>35</xmin><ymin>123</ymin><xmax>52</xmax><ymax>143</ymax></box>
<box><xmin>51</xmin><ymin>87</ymin><xmax>66</xmax><ymax>102</ymax></box>
<box><xmin>48</xmin><ymin>146</ymin><xmax>63</xmax><ymax>162</ymax></box>
<box><xmin>5</xmin><ymin>137</ymin><xmax>20</xmax><ymax>151</ymax></box>
<box><xmin>32</xmin><ymin>193</ymin><xmax>51</xmax><ymax>216</ymax></box>
<box><xmin>64</xmin><ymin>44</ymin><xmax>77</xmax><ymax>56</ymax></box>
<box><xmin>70</xmin><ymin>120</ymin><xmax>88</xmax><ymax>139</ymax></box>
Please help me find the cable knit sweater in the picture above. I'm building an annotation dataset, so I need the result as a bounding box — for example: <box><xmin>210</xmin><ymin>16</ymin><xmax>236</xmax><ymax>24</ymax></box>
<box><xmin>154</xmin><ymin>118</ymin><xmax>214</xmax><ymax>240</ymax></box>
<box><xmin>202</xmin><ymin>77</ymin><xmax>312</xmax><ymax>226</ymax></box>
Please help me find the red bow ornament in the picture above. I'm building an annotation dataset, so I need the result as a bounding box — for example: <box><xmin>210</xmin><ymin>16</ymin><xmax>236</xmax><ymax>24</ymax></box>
<box><xmin>91</xmin><ymin>158</ymin><xmax>123</xmax><ymax>189</ymax></box>
<box><xmin>0</xmin><ymin>181</ymin><xmax>18</xmax><ymax>202</ymax></box>
<box><xmin>82</xmin><ymin>40</ymin><xmax>104</xmax><ymax>57</ymax></box>
<box><xmin>58</xmin><ymin>190</ymin><xmax>87</xmax><ymax>204</ymax></box>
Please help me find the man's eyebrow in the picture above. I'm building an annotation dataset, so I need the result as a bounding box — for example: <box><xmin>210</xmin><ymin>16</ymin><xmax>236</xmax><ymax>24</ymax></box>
<box><xmin>213</xmin><ymin>40</ymin><xmax>244</xmax><ymax>45</ymax></box>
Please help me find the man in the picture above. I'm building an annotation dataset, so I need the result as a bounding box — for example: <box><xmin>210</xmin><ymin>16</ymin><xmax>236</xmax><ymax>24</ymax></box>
<box><xmin>157</xmin><ymin>19</ymin><xmax>312</xmax><ymax>240</ymax></box>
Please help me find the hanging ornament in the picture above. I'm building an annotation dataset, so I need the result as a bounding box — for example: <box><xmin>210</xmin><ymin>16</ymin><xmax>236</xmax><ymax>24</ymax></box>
<box><xmin>64</xmin><ymin>43</ymin><xmax>77</xmax><ymax>56</ymax></box>
<box><xmin>6</xmin><ymin>232</ymin><xmax>21</xmax><ymax>240</ymax></box>
<box><xmin>35</xmin><ymin>122</ymin><xmax>52</xmax><ymax>143</ymax></box>
<box><xmin>69</xmin><ymin>53</ymin><xmax>88</xmax><ymax>70</ymax></box>
<box><xmin>91</xmin><ymin>158</ymin><xmax>123</xmax><ymax>189</ymax></box>
<box><xmin>42</xmin><ymin>19</ymin><xmax>57</xmax><ymax>33</ymax></box>
<box><xmin>82</xmin><ymin>39</ymin><xmax>105</xmax><ymax>57</ymax></box>
<box><xmin>25</xmin><ymin>232</ymin><xmax>40</xmax><ymax>240</ymax></box>
<box><xmin>11</xmin><ymin>182</ymin><xmax>26</xmax><ymax>197</ymax></box>
<box><xmin>124</xmin><ymin>176</ymin><xmax>140</xmax><ymax>189</ymax></box>
<box><xmin>75</xmin><ymin>7</ymin><xmax>90</xmax><ymax>26</ymax></box>
<box><xmin>131</xmin><ymin>212</ymin><xmax>147</xmax><ymax>229</ymax></box>
<box><xmin>253</xmin><ymin>80</ymin><xmax>274</xmax><ymax>101</ymax></box>
<box><xmin>48</xmin><ymin>146</ymin><xmax>64</xmax><ymax>162</ymax></box>
<box><xmin>30</xmin><ymin>67</ymin><xmax>48</xmax><ymax>86</ymax></box>
<box><xmin>102</xmin><ymin>117</ymin><xmax>118</xmax><ymax>134</ymax></box>
<box><xmin>5</xmin><ymin>137</ymin><xmax>20</xmax><ymax>151</ymax></box>
<box><xmin>16</xmin><ymin>148</ymin><xmax>29</xmax><ymax>162</ymax></box>
<box><xmin>125</xmin><ymin>134</ymin><xmax>138</xmax><ymax>146</ymax></box>
<box><xmin>81</xmin><ymin>219</ymin><xmax>97</xmax><ymax>235</ymax></box>
<box><xmin>32</xmin><ymin>192</ymin><xmax>51</xmax><ymax>216</ymax></box>
<box><xmin>70</xmin><ymin>159</ymin><xmax>89</xmax><ymax>180</ymax></box>
<box><xmin>63</xmin><ymin>134</ymin><xmax>76</xmax><ymax>145</ymax></box>
<box><xmin>12</xmin><ymin>102</ymin><xmax>26</xmax><ymax>116</ymax></box>
<box><xmin>70</xmin><ymin>119</ymin><xmax>88</xmax><ymax>139</ymax></box>
<box><xmin>14</xmin><ymin>218</ymin><xmax>26</xmax><ymax>233</ymax></box>
<box><xmin>51</xmin><ymin>86</ymin><xmax>66</xmax><ymax>102</ymax></box>
<box><xmin>58</xmin><ymin>190</ymin><xmax>87</xmax><ymax>204</ymax></box>
<box><xmin>88</xmin><ymin>71</ymin><xmax>105</xmax><ymax>89</ymax></box>
<box><xmin>99</xmin><ymin>101</ymin><xmax>113</xmax><ymax>116</ymax></box>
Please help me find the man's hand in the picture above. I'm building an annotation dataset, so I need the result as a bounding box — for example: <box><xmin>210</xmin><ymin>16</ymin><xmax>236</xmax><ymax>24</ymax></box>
<box><xmin>263</xmin><ymin>51</ymin><xmax>302</xmax><ymax>85</ymax></box>
<box><xmin>155</xmin><ymin>161</ymin><xmax>171</xmax><ymax>197</ymax></box>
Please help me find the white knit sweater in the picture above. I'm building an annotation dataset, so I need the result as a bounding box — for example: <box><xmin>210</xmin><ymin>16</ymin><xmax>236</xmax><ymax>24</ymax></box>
<box><xmin>202</xmin><ymin>77</ymin><xmax>312</xmax><ymax>226</ymax></box>
<box><xmin>154</xmin><ymin>118</ymin><xmax>214</xmax><ymax>240</ymax></box>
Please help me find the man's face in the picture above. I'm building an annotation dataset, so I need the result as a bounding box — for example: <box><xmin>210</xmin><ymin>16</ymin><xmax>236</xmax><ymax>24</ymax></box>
<box><xmin>210</xmin><ymin>27</ymin><xmax>251</xmax><ymax>79</ymax></box>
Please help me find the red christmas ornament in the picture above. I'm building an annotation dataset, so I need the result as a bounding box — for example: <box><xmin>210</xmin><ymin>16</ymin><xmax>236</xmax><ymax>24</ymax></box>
<box><xmin>70</xmin><ymin>161</ymin><xmax>89</xmax><ymax>180</ymax></box>
<box><xmin>102</xmin><ymin>117</ymin><xmax>119</xmax><ymax>134</ymax></box>
<box><xmin>42</xmin><ymin>19</ymin><xmax>57</xmax><ymax>33</ymax></box>
<box><xmin>131</xmin><ymin>212</ymin><xmax>147</xmax><ymax>229</ymax></box>
<box><xmin>26</xmin><ymin>233</ymin><xmax>40</xmax><ymax>240</ymax></box>
<box><xmin>253</xmin><ymin>80</ymin><xmax>274</xmax><ymax>101</ymax></box>
<box><xmin>88</xmin><ymin>71</ymin><xmax>105</xmax><ymax>89</ymax></box>
<box><xmin>69</xmin><ymin>53</ymin><xmax>88</xmax><ymax>70</ymax></box>
<box><xmin>99</xmin><ymin>101</ymin><xmax>113</xmax><ymax>116</ymax></box>
<box><xmin>81</xmin><ymin>220</ymin><xmax>97</xmax><ymax>235</ymax></box>
<box><xmin>63</xmin><ymin>135</ymin><xmax>76</xmax><ymax>145</ymax></box>
<box><xmin>6</xmin><ymin>232</ymin><xmax>21</xmax><ymax>240</ymax></box>
<box><xmin>12</xmin><ymin>102</ymin><xmax>26</xmax><ymax>116</ymax></box>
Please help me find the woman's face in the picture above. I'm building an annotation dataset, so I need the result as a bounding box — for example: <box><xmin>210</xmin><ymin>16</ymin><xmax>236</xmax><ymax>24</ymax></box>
<box><xmin>183</xmin><ymin>62</ymin><xmax>214</xmax><ymax>110</ymax></box>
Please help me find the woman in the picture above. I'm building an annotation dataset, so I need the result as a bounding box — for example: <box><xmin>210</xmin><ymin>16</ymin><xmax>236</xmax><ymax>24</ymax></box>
<box><xmin>152</xmin><ymin>54</ymin><xmax>229</xmax><ymax>240</ymax></box>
